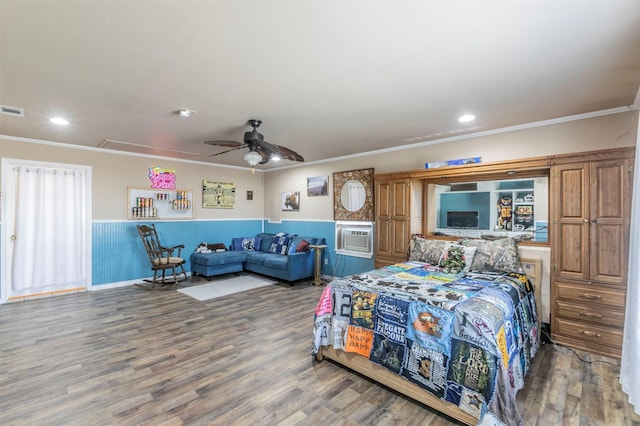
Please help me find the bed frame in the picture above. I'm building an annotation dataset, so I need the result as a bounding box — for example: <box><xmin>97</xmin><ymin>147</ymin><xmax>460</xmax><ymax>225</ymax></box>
<box><xmin>315</xmin><ymin>258</ymin><xmax>543</xmax><ymax>425</ymax></box>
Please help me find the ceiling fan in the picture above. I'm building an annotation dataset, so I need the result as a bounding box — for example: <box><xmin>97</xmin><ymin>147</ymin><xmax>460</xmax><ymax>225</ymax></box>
<box><xmin>204</xmin><ymin>119</ymin><xmax>304</xmax><ymax>172</ymax></box>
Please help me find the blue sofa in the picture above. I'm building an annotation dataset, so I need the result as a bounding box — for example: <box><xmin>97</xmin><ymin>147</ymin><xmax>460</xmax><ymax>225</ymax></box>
<box><xmin>190</xmin><ymin>233</ymin><xmax>326</xmax><ymax>284</ymax></box>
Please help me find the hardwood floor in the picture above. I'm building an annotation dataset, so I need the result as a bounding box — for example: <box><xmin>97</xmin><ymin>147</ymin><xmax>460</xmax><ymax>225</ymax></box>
<box><xmin>1</xmin><ymin>275</ymin><xmax>638</xmax><ymax>426</ymax></box>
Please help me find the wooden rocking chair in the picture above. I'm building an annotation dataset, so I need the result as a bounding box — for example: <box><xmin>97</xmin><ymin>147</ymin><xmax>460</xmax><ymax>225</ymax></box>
<box><xmin>136</xmin><ymin>223</ymin><xmax>187</xmax><ymax>289</ymax></box>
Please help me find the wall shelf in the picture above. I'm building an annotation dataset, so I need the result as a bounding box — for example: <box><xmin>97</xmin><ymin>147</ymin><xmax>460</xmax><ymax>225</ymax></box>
<box><xmin>127</xmin><ymin>187</ymin><xmax>193</xmax><ymax>220</ymax></box>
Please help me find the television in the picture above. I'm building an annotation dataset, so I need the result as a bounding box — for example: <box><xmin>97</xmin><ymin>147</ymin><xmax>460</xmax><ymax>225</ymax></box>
<box><xmin>446</xmin><ymin>211</ymin><xmax>479</xmax><ymax>229</ymax></box>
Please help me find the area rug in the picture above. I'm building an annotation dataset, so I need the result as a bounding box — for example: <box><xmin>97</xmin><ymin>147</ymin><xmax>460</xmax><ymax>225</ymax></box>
<box><xmin>177</xmin><ymin>275</ymin><xmax>277</xmax><ymax>301</ymax></box>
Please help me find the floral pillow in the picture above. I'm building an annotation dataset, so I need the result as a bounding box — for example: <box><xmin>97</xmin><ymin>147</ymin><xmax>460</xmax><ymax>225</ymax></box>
<box><xmin>458</xmin><ymin>237</ymin><xmax>523</xmax><ymax>273</ymax></box>
<box><xmin>408</xmin><ymin>235</ymin><xmax>448</xmax><ymax>265</ymax></box>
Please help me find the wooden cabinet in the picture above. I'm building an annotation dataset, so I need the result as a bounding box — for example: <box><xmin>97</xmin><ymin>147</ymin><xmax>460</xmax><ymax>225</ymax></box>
<box><xmin>374</xmin><ymin>177</ymin><xmax>422</xmax><ymax>268</ymax></box>
<box><xmin>550</xmin><ymin>153</ymin><xmax>633</xmax><ymax>358</ymax></box>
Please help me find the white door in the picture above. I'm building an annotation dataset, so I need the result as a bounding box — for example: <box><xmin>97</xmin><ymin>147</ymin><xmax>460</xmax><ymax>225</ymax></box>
<box><xmin>1</xmin><ymin>159</ymin><xmax>92</xmax><ymax>302</ymax></box>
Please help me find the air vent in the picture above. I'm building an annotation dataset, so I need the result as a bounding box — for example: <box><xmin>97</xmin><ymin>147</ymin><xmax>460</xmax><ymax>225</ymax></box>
<box><xmin>1</xmin><ymin>105</ymin><xmax>25</xmax><ymax>117</ymax></box>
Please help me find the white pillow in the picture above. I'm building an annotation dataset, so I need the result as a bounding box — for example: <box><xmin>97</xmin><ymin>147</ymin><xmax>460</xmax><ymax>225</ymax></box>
<box><xmin>438</xmin><ymin>243</ymin><xmax>477</xmax><ymax>274</ymax></box>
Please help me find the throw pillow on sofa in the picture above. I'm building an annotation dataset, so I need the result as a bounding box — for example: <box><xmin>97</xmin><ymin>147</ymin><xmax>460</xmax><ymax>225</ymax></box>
<box><xmin>232</xmin><ymin>237</ymin><xmax>262</xmax><ymax>251</ymax></box>
<box><xmin>268</xmin><ymin>234</ymin><xmax>290</xmax><ymax>255</ymax></box>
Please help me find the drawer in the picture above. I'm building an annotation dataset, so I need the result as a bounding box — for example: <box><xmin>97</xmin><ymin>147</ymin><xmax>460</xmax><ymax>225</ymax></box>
<box><xmin>555</xmin><ymin>300</ymin><xmax>625</xmax><ymax>328</ymax></box>
<box><xmin>554</xmin><ymin>318</ymin><xmax>622</xmax><ymax>349</ymax></box>
<box><xmin>555</xmin><ymin>282</ymin><xmax>626</xmax><ymax>308</ymax></box>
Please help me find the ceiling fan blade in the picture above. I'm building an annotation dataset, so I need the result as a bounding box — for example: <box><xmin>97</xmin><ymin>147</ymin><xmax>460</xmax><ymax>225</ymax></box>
<box><xmin>204</xmin><ymin>140</ymin><xmax>243</xmax><ymax>148</ymax></box>
<box><xmin>258</xmin><ymin>150</ymin><xmax>271</xmax><ymax>165</ymax></box>
<box><xmin>274</xmin><ymin>144</ymin><xmax>304</xmax><ymax>162</ymax></box>
<box><xmin>208</xmin><ymin>145</ymin><xmax>246</xmax><ymax>157</ymax></box>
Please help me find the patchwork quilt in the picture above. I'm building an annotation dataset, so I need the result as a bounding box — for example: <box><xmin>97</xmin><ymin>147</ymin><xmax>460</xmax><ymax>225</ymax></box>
<box><xmin>312</xmin><ymin>261</ymin><xmax>539</xmax><ymax>426</ymax></box>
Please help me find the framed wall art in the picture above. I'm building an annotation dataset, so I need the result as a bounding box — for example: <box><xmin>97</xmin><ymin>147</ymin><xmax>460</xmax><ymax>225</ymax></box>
<box><xmin>203</xmin><ymin>180</ymin><xmax>235</xmax><ymax>208</ymax></box>
<box><xmin>307</xmin><ymin>175</ymin><xmax>329</xmax><ymax>196</ymax></box>
<box><xmin>281</xmin><ymin>191</ymin><xmax>300</xmax><ymax>211</ymax></box>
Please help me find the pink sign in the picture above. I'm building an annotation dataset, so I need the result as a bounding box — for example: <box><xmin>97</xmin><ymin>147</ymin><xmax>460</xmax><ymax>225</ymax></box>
<box><xmin>148</xmin><ymin>166</ymin><xmax>176</xmax><ymax>189</ymax></box>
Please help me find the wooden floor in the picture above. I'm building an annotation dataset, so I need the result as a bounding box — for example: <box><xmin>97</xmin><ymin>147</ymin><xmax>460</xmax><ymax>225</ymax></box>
<box><xmin>1</xmin><ymin>275</ymin><xmax>638</xmax><ymax>426</ymax></box>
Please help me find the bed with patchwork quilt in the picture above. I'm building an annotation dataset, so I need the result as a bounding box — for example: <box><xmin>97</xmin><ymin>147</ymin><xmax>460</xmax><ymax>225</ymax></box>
<box><xmin>312</xmin><ymin>237</ymin><xmax>539</xmax><ymax>426</ymax></box>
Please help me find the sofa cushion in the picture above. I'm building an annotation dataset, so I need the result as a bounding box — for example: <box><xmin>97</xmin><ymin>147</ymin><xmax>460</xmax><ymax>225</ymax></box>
<box><xmin>263</xmin><ymin>254</ymin><xmax>288</xmax><ymax>270</ymax></box>
<box><xmin>257</xmin><ymin>234</ymin><xmax>274</xmax><ymax>253</ymax></box>
<box><xmin>190</xmin><ymin>251</ymin><xmax>247</xmax><ymax>266</ymax></box>
<box><xmin>232</xmin><ymin>237</ymin><xmax>262</xmax><ymax>251</ymax></box>
<box><xmin>245</xmin><ymin>252</ymin><xmax>267</xmax><ymax>265</ymax></box>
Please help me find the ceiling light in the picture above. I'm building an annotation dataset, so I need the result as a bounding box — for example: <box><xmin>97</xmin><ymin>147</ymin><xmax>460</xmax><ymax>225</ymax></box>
<box><xmin>50</xmin><ymin>117</ymin><xmax>69</xmax><ymax>125</ymax></box>
<box><xmin>178</xmin><ymin>109</ymin><xmax>194</xmax><ymax>117</ymax></box>
<box><xmin>271</xmin><ymin>155</ymin><xmax>281</xmax><ymax>161</ymax></box>
<box><xmin>458</xmin><ymin>114</ymin><xmax>475</xmax><ymax>123</ymax></box>
<box><xmin>244</xmin><ymin>151</ymin><xmax>262</xmax><ymax>173</ymax></box>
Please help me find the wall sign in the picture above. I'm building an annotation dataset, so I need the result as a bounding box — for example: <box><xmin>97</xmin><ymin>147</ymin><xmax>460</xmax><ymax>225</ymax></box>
<box><xmin>148</xmin><ymin>166</ymin><xmax>176</xmax><ymax>189</ymax></box>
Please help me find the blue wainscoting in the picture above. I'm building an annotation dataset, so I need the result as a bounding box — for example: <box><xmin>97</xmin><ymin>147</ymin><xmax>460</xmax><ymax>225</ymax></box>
<box><xmin>92</xmin><ymin>219</ymin><xmax>263</xmax><ymax>286</ymax></box>
<box><xmin>263</xmin><ymin>220</ymin><xmax>375</xmax><ymax>278</ymax></box>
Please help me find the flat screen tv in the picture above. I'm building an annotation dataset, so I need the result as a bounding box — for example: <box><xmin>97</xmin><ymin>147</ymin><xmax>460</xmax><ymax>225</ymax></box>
<box><xmin>446</xmin><ymin>211</ymin><xmax>479</xmax><ymax>229</ymax></box>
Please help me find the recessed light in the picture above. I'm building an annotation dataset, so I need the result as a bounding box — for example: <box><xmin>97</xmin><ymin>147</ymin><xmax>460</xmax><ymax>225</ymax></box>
<box><xmin>458</xmin><ymin>114</ymin><xmax>475</xmax><ymax>123</ymax></box>
<box><xmin>178</xmin><ymin>109</ymin><xmax>195</xmax><ymax>117</ymax></box>
<box><xmin>50</xmin><ymin>117</ymin><xmax>69</xmax><ymax>125</ymax></box>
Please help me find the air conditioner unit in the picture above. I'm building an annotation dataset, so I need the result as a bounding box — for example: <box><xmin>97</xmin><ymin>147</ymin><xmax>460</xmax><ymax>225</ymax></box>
<box><xmin>335</xmin><ymin>221</ymin><xmax>374</xmax><ymax>258</ymax></box>
<box><xmin>342</xmin><ymin>229</ymin><xmax>371</xmax><ymax>253</ymax></box>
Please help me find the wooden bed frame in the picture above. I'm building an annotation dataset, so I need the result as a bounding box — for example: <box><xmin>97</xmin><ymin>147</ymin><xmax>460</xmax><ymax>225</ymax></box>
<box><xmin>315</xmin><ymin>258</ymin><xmax>543</xmax><ymax>425</ymax></box>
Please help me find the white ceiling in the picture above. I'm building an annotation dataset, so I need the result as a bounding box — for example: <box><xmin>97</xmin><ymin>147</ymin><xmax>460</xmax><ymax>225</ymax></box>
<box><xmin>1</xmin><ymin>1</ymin><xmax>639</xmax><ymax>170</ymax></box>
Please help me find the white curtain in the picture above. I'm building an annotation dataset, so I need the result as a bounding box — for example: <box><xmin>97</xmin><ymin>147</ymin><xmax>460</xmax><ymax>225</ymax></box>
<box><xmin>621</xmin><ymin>129</ymin><xmax>640</xmax><ymax>414</ymax></box>
<box><xmin>10</xmin><ymin>165</ymin><xmax>86</xmax><ymax>294</ymax></box>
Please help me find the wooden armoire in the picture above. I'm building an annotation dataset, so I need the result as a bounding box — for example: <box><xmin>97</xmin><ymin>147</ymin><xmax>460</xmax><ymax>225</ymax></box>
<box><xmin>372</xmin><ymin>146</ymin><xmax>635</xmax><ymax>358</ymax></box>
<box><xmin>550</xmin><ymin>147</ymin><xmax>634</xmax><ymax>358</ymax></box>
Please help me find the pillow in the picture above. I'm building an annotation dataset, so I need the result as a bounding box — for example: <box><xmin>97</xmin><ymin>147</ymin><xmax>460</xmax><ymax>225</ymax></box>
<box><xmin>438</xmin><ymin>243</ymin><xmax>477</xmax><ymax>274</ymax></box>
<box><xmin>232</xmin><ymin>237</ymin><xmax>261</xmax><ymax>251</ymax></box>
<box><xmin>295</xmin><ymin>239</ymin><xmax>310</xmax><ymax>252</ymax></box>
<box><xmin>408</xmin><ymin>235</ymin><xmax>448</xmax><ymax>265</ymax></box>
<box><xmin>268</xmin><ymin>234</ymin><xmax>290</xmax><ymax>255</ymax></box>
<box><xmin>458</xmin><ymin>237</ymin><xmax>523</xmax><ymax>273</ymax></box>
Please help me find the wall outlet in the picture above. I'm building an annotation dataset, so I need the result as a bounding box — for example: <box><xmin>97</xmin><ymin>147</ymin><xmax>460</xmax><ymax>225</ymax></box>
<box><xmin>324</xmin><ymin>258</ymin><xmax>328</xmax><ymax>265</ymax></box>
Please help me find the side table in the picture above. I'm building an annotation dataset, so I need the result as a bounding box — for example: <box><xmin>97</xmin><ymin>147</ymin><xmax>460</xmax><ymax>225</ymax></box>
<box><xmin>309</xmin><ymin>244</ymin><xmax>327</xmax><ymax>286</ymax></box>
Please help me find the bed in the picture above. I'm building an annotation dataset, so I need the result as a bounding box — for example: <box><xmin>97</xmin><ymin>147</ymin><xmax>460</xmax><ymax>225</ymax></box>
<box><xmin>312</xmin><ymin>237</ymin><xmax>540</xmax><ymax>426</ymax></box>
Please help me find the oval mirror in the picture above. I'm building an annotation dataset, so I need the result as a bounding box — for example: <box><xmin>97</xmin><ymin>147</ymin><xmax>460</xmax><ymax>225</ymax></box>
<box><xmin>340</xmin><ymin>180</ymin><xmax>366</xmax><ymax>212</ymax></box>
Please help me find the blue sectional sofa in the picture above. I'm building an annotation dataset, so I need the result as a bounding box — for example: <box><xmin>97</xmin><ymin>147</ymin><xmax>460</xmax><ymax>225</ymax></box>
<box><xmin>190</xmin><ymin>232</ymin><xmax>326</xmax><ymax>284</ymax></box>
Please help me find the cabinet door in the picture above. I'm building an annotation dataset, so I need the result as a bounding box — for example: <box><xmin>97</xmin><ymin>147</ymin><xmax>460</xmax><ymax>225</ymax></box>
<box><xmin>589</xmin><ymin>160</ymin><xmax>630</xmax><ymax>284</ymax></box>
<box><xmin>375</xmin><ymin>180</ymin><xmax>392</xmax><ymax>257</ymax></box>
<box><xmin>551</xmin><ymin>163</ymin><xmax>590</xmax><ymax>281</ymax></box>
<box><xmin>391</xmin><ymin>179</ymin><xmax>411</xmax><ymax>258</ymax></box>
<box><xmin>375</xmin><ymin>179</ymin><xmax>411</xmax><ymax>261</ymax></box>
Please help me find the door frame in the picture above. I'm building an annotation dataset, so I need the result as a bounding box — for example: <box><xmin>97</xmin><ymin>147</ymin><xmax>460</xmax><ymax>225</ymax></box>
<box><xmin>1</xmin><ymin>158</ymin><xmax>92</xmax><ymax>303</ymax></box>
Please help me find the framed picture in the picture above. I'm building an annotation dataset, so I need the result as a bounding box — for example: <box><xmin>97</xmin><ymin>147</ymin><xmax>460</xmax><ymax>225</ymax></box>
<box><xmin>203</xmin><ymin>180</ymin><xmax>235</xmax><ymax>208</ymax></box>
<box><xmin>281</xmin><ymin>191</ymin><xmax>300</xmax><ymax>211</ymax></box>
<box><xmin>307</xmin><ymin>176</ymin><xmax>329</xmax><ymax>196</ymax></box>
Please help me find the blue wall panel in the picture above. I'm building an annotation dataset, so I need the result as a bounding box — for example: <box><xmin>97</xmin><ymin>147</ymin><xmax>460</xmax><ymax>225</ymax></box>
<box><xmin>92</xmin><ymin>219</ymin><xmax>262</xmax><ymax>286</ymax></box>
